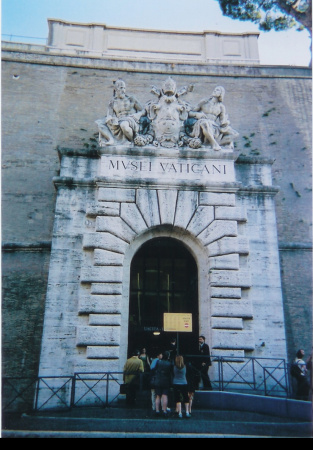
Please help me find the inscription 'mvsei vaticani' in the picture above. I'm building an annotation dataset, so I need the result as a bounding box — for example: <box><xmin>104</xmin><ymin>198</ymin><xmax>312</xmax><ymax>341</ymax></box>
<box><xmin>100</xmin><ymin>155</ymin><xmax>231</xmax><ymax>180</ymax></box>
<box><xmin>107</xmin><ymin>158</ymin><xmax>227</xmax><ymax>175</ymax></box>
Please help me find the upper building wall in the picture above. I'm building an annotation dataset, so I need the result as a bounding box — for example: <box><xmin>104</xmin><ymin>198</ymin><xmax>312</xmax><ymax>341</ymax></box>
<box><xmin>47</xmin><ymin>18</ymin><xmax>260</xmax><ymax>65</ymax></box>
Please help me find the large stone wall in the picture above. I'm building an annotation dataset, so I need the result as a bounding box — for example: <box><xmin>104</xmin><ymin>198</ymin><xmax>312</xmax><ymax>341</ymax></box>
<box><xmin>2</xmin><ymin>251</ymin><xmax>50</xmax><ymax>377</ymax></box>
<box><xmin>1</xmin><ymin>48</ymin><xmax>312</xmax><ymax>380</ymax></box>
<box><xmin>35</xmin><ymin>145</ymin><xmax>287</xmax><ymax>411</ymax></box>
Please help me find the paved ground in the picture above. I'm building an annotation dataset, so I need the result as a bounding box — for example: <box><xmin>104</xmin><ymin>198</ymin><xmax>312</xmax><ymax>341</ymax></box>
<box><xmin>2</xmin><ymin>406</ymin><xmax>312</xmax><ymax>438</ymax></box>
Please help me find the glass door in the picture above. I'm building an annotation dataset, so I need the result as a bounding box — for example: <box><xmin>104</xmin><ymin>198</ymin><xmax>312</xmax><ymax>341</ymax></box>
<box><xmin>128</xmin><ymin>238</ymin><xmax>199</xmax><ymax>357</ymax></box>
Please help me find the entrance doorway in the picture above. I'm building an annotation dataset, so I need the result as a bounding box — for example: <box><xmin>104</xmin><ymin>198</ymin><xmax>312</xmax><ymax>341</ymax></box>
<box><xmin>128</xmin><ymin>237</ymin><xmax>199</xmax><ymax>358</ymax></box>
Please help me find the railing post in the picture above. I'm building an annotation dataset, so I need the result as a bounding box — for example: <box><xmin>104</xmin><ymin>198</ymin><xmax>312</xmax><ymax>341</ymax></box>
<box><xmin>217</xmin><ymin>357</ymin><xmax>221</xmax><ymax>391</ymax></box>
<box><xmin>220</xmin><ymin>356</ymin><xmax>224</xmax><ymax>391</ymax></box>
<box><xmin>285</xmin><ymin>360</ymin><xmax>291</xmax><ymax>398</ymax></box>
<box><xmin>252</xmin><ymin>358</ymin><xmax>256</xmax><ymax>390</ymax></box>
<box><xmin>34</xmin><ymin>377</ymin><xmax>40</xmax><ymax>411</ymax></box>
<box><xmin>70</xmin><ymin>374</ymin><xmax>76</xmax><ymax>408</ymax></box>
<box><xmin>263</xmin><ymin>368</ymin><xmax>267</xmax><ymax>396</ymax></box>
<box><xmin>106</xmin><ymin>373</ymin><xmax>109</xmax><ymax>407</ymax></box>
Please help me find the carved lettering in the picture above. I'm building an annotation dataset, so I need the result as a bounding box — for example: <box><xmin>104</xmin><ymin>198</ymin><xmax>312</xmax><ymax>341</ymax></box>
<box><xmin>169</xmin><ymin>164</ymin><xmax>177</xmax><ymax>173</ymax></box>
<box><xmin>106</xmin><ymin>158</ymin><xmax>228</xmax><ymax>178</ymax></box>
<box><xmin>109</xmin><ymin>160</ymin><xmax>119</xmax><ymax>170</ymax></box>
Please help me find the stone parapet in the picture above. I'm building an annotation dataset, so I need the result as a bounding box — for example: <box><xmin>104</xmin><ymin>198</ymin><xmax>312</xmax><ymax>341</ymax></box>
<box><xmin>46</xmin><ymin>19</ymin><xmax>260</xmax><ymax>65</ymax></box>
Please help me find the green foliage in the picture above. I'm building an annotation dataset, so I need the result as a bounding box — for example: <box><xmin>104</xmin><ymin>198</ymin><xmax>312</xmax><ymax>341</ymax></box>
<box><xmin>217</xmin><ymin>0</ymin><xmax>311</xmax><ymax>33</ymax></box>
<box><xmin>262</xmin><ymin>107</ymin><xmax>276</xmax><ymax>116</ymax></box>
<box><xmin>290</xmin><ymin>182</ymin><xmax>302</xmax><ymax>197</ymax></box>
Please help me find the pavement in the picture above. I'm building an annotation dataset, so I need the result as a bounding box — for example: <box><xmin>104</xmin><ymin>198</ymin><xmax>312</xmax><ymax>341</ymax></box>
<box><xmin>2</xmin><ymin>405</ymin><xmax>312</xmax><ymax>438</ymax></box>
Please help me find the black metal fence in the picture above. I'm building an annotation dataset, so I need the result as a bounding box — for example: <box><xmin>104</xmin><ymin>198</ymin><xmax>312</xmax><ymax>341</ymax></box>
<box><xmin>2</xmin><ymin>356</ymin><xmax>298</xmax><ymax>412</ymax></box>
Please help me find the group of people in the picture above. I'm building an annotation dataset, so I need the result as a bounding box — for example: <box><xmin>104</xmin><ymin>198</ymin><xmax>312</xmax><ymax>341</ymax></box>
<box><xmin>123</xmin><ymin>336</ymin><xmax>213</xmax><ymax>418</ymax></box>
<box><xmin>123</xmin><ymin>342</ymin><xmax>313</xmax><ymax>415</ymax></box>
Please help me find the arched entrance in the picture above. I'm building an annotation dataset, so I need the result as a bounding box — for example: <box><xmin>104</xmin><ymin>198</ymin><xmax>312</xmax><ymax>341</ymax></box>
<box><xmin>128</xmin><ymin>237</ymin><xmax>199</xmax><ymax>357</ymax></box>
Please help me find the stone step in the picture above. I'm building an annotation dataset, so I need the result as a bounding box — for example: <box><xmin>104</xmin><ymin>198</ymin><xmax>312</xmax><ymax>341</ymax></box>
<box><xmin>2</xmin><ymin>409</ymin><xmax>312</xmax><ymax>438</ymax></box>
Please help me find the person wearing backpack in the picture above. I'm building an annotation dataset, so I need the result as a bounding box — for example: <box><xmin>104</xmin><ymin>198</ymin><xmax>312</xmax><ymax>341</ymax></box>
<box><xmin>154</xmin><ymin>351</ymin><xmax>172</xmax><ymax>417</ymax></box>
<box><xmin>291</xmin><ymin>349</ymin><xmax>310</xmax><ymax>401</ymax></box>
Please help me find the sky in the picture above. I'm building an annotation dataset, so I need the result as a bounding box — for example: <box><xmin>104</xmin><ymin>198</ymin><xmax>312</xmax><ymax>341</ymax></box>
<box><xmin>1</xmin><ymin>0</ymin><xmax>311</xmax><ymax>66</ymax></box>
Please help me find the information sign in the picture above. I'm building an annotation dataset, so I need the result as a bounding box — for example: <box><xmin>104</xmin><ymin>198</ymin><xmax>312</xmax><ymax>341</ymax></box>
<box><xmin>163</xmin><ymin>313</ymin><xmax>193</xmax><ymax>332</ymax></box>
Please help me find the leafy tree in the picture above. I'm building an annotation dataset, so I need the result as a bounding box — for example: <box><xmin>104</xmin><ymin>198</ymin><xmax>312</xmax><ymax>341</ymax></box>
<box><xmin>217</xmin><ymin>0</ymin><xmax>312</xmax><ymax>58</ymax></box>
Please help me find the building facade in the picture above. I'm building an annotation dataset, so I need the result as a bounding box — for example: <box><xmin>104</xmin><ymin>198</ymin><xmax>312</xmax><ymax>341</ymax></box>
<box><xmin>2</xmin><ymin>21</ymin><xmax>312</xmax><ymax>406</ymax></box>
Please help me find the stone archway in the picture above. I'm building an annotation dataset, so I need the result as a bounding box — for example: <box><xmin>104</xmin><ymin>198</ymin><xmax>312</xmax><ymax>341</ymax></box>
<box><xmin>80</xmin><ymin>185</ymin><xmax>254</xmax><ymax>373</ymax></box>
<box><xmin>127</xmin><ymin>236</ymin><xmax>199</xmax><ymax>357</ymax></box>
<box><xmin>119</xmin><ymin>225</ymin><xmax>211</xmax><ymax>370</ymax></box>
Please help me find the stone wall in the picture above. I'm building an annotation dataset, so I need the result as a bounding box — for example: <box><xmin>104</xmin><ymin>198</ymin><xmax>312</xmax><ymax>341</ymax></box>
<box><xmin>2</xmin><ymin>250</ymin><xmax>50</xmax><ymax>377</ymax></box>
<box><xmin>1</xmin><ymin>48</ymin><xmax>312</xmax><ymax>380</ymax></box>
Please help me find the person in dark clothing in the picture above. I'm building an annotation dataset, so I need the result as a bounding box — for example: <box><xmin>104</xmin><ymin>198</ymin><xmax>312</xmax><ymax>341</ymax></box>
<box><xmin>168</xmin><ymin>338</ymin><xmax>177</xmax><ymax>362</ymax></box>
<box><xmin>196</xmin><ymin>336</ymin><xmax>212</xmax><ymax>390</ymax></box>
<box><xmin>293</xmin><ymin>349</ymin><xmax>310</xmax><ymax>401</ymax></box>
<box><xmin>154</xmin><ymin>351</ymin><xmax>173</xmax><ymax>417</ymax></box>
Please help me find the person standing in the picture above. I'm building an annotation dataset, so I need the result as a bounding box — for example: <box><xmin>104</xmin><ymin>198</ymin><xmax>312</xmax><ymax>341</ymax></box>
<box><xmin>196</xmin><ymin>336</ymin><xmax>212</xmax><ymax>390</ymax></box>
<box><xmin>168</xmin><ymin>338</ymin><xmax>177</xmax><ymax>362</ymax></box>
<box><xmin>150</xmin><ymin>351</ymin><xmax>163</xmax><ymax>412</ymax></box>
<box><xmin>154</xmin><ymin>351</ymin><xmax>172</xmax><ymax>417</ymax></box>
<box><xmin>294</xmin><ymin>349</ymin><xmax>310</xmax><ymax>401</ymax></box>
<box><xmin>173</xmin><ymin>356</ymin><xmax>190</xmax><ymax>418</ymax></box>
<box><xmin>139</xmin><ymin>347</ymin><xmax>151</xmax><ymax>390</ymax></box>
<box><xmin>139</xmin><ymin>348</ymin><xmax>151</xmax><ymax>371</ymax></box>
<box><xmin>306</xmin><ymin>348</ymin><xmax>312</xmax><ymax>399</ymax></box>
<box><xmin>123</xmin><ymin>349</ymin><xmax>144</xmax><ymax>406</ymax></box>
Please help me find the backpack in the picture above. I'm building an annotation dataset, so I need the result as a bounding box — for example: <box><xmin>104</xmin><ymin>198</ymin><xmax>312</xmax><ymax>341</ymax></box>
<box><xmin>290</xmin><ymin>362</ymin><xmax>302</xmax><ymax>379</ymax></box>
<box><xmin>149</xmin><ymin>360</ymin><xmax>158</xmax><ymax>388</ymax></box>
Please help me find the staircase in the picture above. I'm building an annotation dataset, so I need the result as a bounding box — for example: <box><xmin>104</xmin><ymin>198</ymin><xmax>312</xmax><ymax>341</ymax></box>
<box><xmin>2</xmin><ymin>391</ymin><xmax>312</xmax><ymax>438</ymax></box>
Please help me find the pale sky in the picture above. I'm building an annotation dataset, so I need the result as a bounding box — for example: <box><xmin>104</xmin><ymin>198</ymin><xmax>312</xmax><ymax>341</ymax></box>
<box><xmin>1</xmin><ymin>0</ymin><xmax>311</xmax><ymax>66</ymax></box>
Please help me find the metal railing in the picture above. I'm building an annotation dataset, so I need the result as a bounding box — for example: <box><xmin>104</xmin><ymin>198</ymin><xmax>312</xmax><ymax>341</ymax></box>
<box><xmin>2</xmin><ymin>34</ymin><xmax>47</xmax><ymax>43</ymax></box>
<box><xmin>2</xmin><ymin>356</ymin><xmax>297</xmax><ymax>412</ymax></box>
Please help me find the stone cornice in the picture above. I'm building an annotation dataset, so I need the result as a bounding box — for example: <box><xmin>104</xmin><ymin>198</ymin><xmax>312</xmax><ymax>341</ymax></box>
<box><xmin>57</xmin><ymin>146</ymin><xmax>100</xmax><ymax>159</ymax></box>
<box><xmin>95</xmin><ymin>179</ymin><xmax>243</xmax><ymax>193</ymax></box>
<box><xmin>237</xmin><ymin>185</ymin><xmax>280</xmax><ymax>195</ymax></box>
<box><xmin>53</xmin><ymin>176</ymin><xmax>96</xmax><ymax>188</ymax></box>
<box><xmin>98</xmin><ymin>145</ymin><xmax>239</xmax><ymax>161</ymax></box>
<box><xmin>2</xmin><ymin>242</ymin><xmax>52</xmax><ymax>252</ymax></box>
<box><xmin>2</xmin><ymin>45</ymin><xmax>311</xmax><ymax>79</ymax></box>
<box><xmin>236</xmin><ymin>155</ymin><xmax>276</xmax><ymax>165</ymax></box>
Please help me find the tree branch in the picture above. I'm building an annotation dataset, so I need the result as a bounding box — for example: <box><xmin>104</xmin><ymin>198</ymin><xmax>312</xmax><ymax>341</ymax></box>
<box><xmin>275</xmin><ymin>0</ymin><xmax>312</xmax><ymax>34</ymax></box>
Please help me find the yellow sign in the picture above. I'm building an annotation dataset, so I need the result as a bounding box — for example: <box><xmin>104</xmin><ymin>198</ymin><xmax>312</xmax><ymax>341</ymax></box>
<box><xmin>163</xmin><ymin>313</ymin><xmax>193</xmax><ymax>332</ymax></box>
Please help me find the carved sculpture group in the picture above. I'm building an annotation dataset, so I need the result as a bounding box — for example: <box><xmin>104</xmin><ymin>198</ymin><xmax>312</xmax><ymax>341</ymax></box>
<box><xmin>96</xmin><ymin>77</ymin><xmax>239</xmax><ymax>150</ymax></box>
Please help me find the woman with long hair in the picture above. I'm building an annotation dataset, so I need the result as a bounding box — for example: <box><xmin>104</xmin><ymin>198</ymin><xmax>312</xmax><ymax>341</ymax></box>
<box><xmin>173</xmin><ymin>355</ymin><xmax>190</xmax><ymax>418</ymax></box>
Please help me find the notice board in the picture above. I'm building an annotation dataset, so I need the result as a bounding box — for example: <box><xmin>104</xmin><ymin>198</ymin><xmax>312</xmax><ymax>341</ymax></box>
<box><xmin>163</xmin><ymin>313</ymin><xmax>193</xmax><ymax>332</ymax></box>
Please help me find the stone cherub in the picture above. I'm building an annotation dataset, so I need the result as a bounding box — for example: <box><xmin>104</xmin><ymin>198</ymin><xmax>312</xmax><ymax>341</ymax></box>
<box><xmin>95</xmin><ymin>79</ymin><xmax>146</xmax><ymax>146</ymax></box>
<box><xmin>187</xmin><ymin>86</ymin><xmax>239</xmax><ymax>150</ymax></box>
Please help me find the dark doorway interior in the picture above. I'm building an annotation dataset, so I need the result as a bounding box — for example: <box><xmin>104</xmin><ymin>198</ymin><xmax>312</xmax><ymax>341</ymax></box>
<box><xmin>128</xmin><ymin>237</ymin><xmax>199</xmax><ymax>358</ymax></box>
